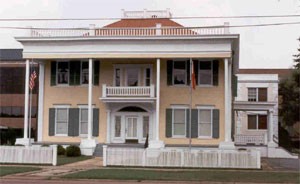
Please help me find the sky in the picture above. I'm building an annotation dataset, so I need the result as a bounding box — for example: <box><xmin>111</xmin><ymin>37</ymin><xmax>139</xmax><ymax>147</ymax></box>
<box><xmin>0</xmin><ymin>0</ymin><xmax>299</xmax><ymax>69</ymax></box>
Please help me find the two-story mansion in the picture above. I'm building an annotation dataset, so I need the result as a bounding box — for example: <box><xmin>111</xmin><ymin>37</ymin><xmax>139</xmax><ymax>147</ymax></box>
<box><xmin>16</xmin><ymin>10</ymin><xmax>240</xmax><ymax>155</ymax></box>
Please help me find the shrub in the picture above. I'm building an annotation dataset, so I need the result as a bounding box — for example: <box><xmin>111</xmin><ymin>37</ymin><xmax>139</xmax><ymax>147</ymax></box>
<box><xmin>57</xmin><ymin>145</ymin><xmax>66</xmax><ymax>155</ymax></box>
<box><xmin>66</xmin><ymin>145</ymin><xmax>81</xmax><ymax>157</ymax></box>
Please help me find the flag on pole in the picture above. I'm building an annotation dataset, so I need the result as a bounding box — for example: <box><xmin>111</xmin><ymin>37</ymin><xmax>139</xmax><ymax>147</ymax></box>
<box><xmin>29</xmin><ymin>70</ymin><xmax>37</xmax><ymax>90</ymax></box>
<box><xmin>191</xmin><ymin>60</ymin><xmax>196</xmax><ymax>90</ymax></box>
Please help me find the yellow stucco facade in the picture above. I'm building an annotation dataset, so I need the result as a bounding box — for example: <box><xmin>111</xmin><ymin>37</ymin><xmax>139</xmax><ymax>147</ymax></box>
<box><xmin>42</xmin><ymin>58</ymin><xmax>225</xmax><ymax>146</ymax></box>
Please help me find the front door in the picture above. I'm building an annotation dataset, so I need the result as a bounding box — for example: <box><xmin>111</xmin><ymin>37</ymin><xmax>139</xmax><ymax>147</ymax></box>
<box><xmin>125</xmin><ymin>116</ymin><xmax>138</xmax><ymax>139</ymax></box>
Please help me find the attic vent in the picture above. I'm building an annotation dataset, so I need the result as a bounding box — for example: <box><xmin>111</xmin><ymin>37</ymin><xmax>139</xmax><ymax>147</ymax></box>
<box><xmin>151</xmin><ymin>15</ymin><xmax>158</xmax><ymax>18</ymax></box>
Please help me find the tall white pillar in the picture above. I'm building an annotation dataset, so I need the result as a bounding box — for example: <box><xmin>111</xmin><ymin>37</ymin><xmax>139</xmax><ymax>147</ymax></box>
<box><xmin>16</xmin><ymin>59</ymin><xmax>33</xmax><ymax>146</ymax></box>
<box><xmin>80</xmin><ymin>58</ymin><xmax>97</xmax><ymax>155</ymax></box>
<box><xmin>87</xmin><ymin>58</ymin><xmax>93</xmax><ymax>140</ymax></box>
<box><xmin>148</xmin><ymin>58</ymin><xmax>164</xmax><ymax>148</ymax></box>
<box><xmin>267</xmin><ymin>109</ymin><xmax>276</xmax><ymax>147</ymax></box>
<box><xmin>37</xmin><ymin>62</ymin><xmax>45</xmax><ymax>142</ymax></box>
<box><xmin>219</xmin><ymin>58</ymin><xmax>235</xmax><ymax>149</ymax></box>
<box><xmin>155</xmin><ymin>58</ymin><xmax>160</xmax><ymax>141</ymax></box>
<box><xmin>23</xmin><ymin>59</ymin><xmax>30</xmax><ymax>139</ymax></box>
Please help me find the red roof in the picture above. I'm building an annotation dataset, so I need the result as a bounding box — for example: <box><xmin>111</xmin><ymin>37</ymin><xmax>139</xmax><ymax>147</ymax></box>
<box><xmin>104</xmin><ymin>18</ymin><xmax>184</xmax><ymax>28</ymax></box>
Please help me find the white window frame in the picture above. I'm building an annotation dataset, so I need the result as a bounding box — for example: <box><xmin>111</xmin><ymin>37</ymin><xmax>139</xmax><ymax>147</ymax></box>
<box><xmin>56</xmin><ymin>61</ymin><xmax>70</xmax><ymax>86</ymax></box>
<box><xmin>248</xmin><ymin>88</ymin><xmax>258</xmax><ymax>102</ymax></box>
<box><xmin>80</xmin><ymin>61</ymin><xmax>89</xmax><ymax>85</ymax></box>
<box><xmin>247</xmin><ymin>114</ymin><xmax>268</xmax><ymax>131</ymax></box>
<box><xmin>172</xmin><ymin>60</ymin><xmax>187</xmax><ymax>86</ymax></box>
<box><xmin>142</xmin><ymin>115</ymin><xmax>150</xmax><ymax>138</ymax></box>
<box><xmin>79</xmin><ymin>108</ymin><xmax>88</xmax><ymax>137</ymax></box>
<box><xmin>197</xmin><ymin>106</ymin><xmax>214</xmax><ymax>139</ymax></box>
<box><xmin>171</xmin><ymin>106</ymin><xmax>188</xmax><ymax>138</ymax></box>
<box><xmin>114</xmin><ymin>115</ymin><xmax>122</xmax><ymax>138</ymax></box>
<box><xmin>54</xmin><ymin>105</ymin><xmax>70</xmax><ymax>136</ymax></box>
<box><xmin>198</xmin><ymin>60</ymin><xmax>213</xmax><ymax>86</ymax></box>
<box><xmin>78</xmin><ymin>105</ymin><xmax>95</xmax><ymax>136</ymax></box>
<box><xmin>114</xmin><ymin>67</ymin><xmax>121</xmax><ymax>86</ymax></box>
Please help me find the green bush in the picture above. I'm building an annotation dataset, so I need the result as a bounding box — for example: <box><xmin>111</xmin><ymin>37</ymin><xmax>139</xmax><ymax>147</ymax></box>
<box><xmin>66</xmin><ymin>145</ymin><xmax>81</xmax><ymax>157</ymax></box>
<box><xmin>57</xmin><ymin>145</ymin><xmax>66</xmax><ymax>155</ymax></box>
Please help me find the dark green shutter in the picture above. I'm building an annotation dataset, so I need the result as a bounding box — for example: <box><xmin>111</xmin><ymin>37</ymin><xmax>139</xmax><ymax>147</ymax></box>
<box><xmin>92</xmin><ymin>108</ymin><xmax>99</xmax><ymax>136</ymax></box>
<box><xmin>194</xmin><ymin>60</ymin><xmax>199</xmax><ymax>85</ymax></box>
<box><xmin>93</xmin><ymin>60</ymin><xmax>100</xmax><ymax>85</ymax></box>
<box><xmin>49</xmin><ymin>108</ymin><xmax>55</xmax><ymax>136</ymax></box>
<box><xmin>191</xmin><ymin>109</ymin><xmax>198</xmax><ymax>138</ymax></box>
<box><xmin>167</xmin><ymin>60</ymin><xmax>173</xmax><ymax>85</ymax></box>
<box><xmin>50</xmin><ymin>62</ymin><xmax>56</xmax><ymax>86</ymax></box>
<box><xmin>212</xmin><ymin>109</ymin><xmax>220</xmax><ymax>138</ymax></box>
<box><xmin>68</xmin><ymin>108</ymin><xmax>79</xmax><ymax>136</ymax></box>
<box><xmin>166</xmin><ymin>109</ymin><xmax>172</xmax><ymax>137</ymax></box>
<box><xmin>186</xmin><ymin>109</ymin><xmax>190</xmax><ymax>138</ymax></box>
<box><xmin>186</xmin><ymin>60</ymin><xmax>190</xmax><ymax>85</ymax></box>
<box><xmin>69</xmin><ymin>61</ymin><xmax>81</xmax><ymax>86</ymax></box>
<box><xmin>233</xmin><ymin>74</ymin><xmax>238</xmax><ymax>97</ymax></box>
<box><xmin>213</xmin><ymin>60</ymin><xmax>219</xmax><ymax>86</ymax></box>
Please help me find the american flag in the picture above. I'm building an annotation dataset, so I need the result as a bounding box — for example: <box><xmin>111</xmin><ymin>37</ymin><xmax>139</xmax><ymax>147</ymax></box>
<box><xmin>29</xmin><ymin>70</ymin><xmax>37</xmax><ymax>90</ymax></box>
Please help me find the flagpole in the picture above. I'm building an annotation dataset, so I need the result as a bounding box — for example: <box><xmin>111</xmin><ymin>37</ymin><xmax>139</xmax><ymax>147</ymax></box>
<box><xmin>189</xmin><ymin>58</ymin><xmax>192</xmax><ymax>151</ymax></box>
<box><xmin>28</xmin><ymin>60</ymin><xmax>33</xmax><ymax>146</ymax></box>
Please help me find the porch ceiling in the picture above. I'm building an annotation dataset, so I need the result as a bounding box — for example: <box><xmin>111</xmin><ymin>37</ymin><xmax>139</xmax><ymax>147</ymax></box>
<box><xmin>234</xmin><ymin>101</ymin><xmax>276</xmax><ymax>111</ymax></box>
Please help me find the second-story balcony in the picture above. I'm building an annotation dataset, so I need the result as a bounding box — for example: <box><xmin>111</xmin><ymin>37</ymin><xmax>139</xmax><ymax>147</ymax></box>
<box><xmin>101</xmin><ymin>84</ymin><xmax>156</xmax><ymax>103</ymax></box>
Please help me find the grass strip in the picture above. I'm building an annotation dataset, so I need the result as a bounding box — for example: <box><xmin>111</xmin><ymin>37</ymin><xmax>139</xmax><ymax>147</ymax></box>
<box><xmin>0</xmin><ymin>166</ymin><xmax>40</xmax><ymax>177</ymax></box>
<box><xmin>62</xmin><ymin>168</ymin><xmax>300</xmax><ymax>183</ymax></box>
<box><xmin>57</xmin><ymin>155</ymin><xmax>92</xmax><ymax>166</ymax></box>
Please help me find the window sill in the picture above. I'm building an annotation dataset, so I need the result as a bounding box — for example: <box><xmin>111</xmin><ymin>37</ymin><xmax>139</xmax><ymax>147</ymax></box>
<box><xmin>54</xmin><ymin>134</ymin><xmax>68</xmax><ymax>137</ymax></box>
<box><xmin>171</xmin><ymin>136</ymin><xmax>187</xmax><ymax>138</ymax></box>
<box><xmin>198</xmin><ymin>136</ymin><xmax>213</xmax><ymax>139</ymax></box>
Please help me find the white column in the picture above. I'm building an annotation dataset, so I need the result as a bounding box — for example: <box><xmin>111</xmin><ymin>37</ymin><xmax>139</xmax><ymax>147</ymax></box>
<box><xmin>37</xmin><ymin>62</ymin><xmax>45</xmax><ymax>142</ymax></box>
<box><xmin>267</xmin><ymin>109</ymin><xmax>276</xmax><ymax>147</ymax></box>
<box><xmin>155</xmin><ymin>58</ymin><xmax>160</xmax><ymax>141</ymax></box>
<box><xmin>219</xmin><ymin>58</ymin><xmax>235</xmax><ymax>149</ymax></box>
<box><xmin>106</xmin><ymin>110</ymin><xmax>111</xmax><ymax>143</ymax></box>
<box><xmin>87</xmin><ymin>58</ymin><xmax>93</xmax><ymax>140</ymax></box>
<box><xmin>23</xmin><ymin>59</ymin><xmax>30</xmax><ymax>139</ymax></box>
<box><xmin>148</xmin><ymin>58</ymin><xmax>164</xmax><ymax>148</ymax></box>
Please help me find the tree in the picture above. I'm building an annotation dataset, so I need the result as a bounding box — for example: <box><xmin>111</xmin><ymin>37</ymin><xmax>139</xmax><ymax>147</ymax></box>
<box><xmin>293</xmin><ymin>37</ymin><xmax>300</xmax><ymax>70</ymax></box>
<box><xmin>279</xmin><ymin>37</ymin><xmax>300</xmax><ymax>127</ymax></box>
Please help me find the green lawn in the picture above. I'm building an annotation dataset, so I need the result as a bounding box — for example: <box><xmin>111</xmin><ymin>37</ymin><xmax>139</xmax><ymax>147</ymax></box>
<box><xmin>57</xmin><ymin>155</ymin><xmax>92</xmax><ymax>166</ymax></box>
<box><xmin>63</xmin><ymin>168</ymin><xmax>300</xmax><ymax>183</ymax></box>
<box><xmin>0</xmin><ymin>166</ymin><xmax>40</xmax><ymax>177</ymax></box>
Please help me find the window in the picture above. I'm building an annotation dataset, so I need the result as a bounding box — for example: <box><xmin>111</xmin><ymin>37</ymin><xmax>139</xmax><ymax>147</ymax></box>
<box><xmin>79</xmin><ymin>108</ymin><xmax>88</xmax><ymax>135</ymax></box>
<box><xmin>248</xmin><ymin>115</ymin><xmax>267</xmax><ymax>130</ymax></box>
<box><xmin>0</xmin><ymin>106</ymin><xmax>26</xmax><ymax>118</ymax></box>
<box><xmin>55</xmin><ymin>108</ymin><xmax>68</xmax><ymax>135</ymax></box>
<box><xmin>81</xmin><ymin>61</ymin><xmax>89</xmax><ymax>84</ymax></box>
<box><xmin>57</xmin><ymin>62</ymin><xmax>69</xmax><ymax>85</ymax></box>
<box><xmin>114</xmin><ymin>116</ymin><xmax>121</xmax><ymax>137</ymax></box>
<box><xmin>127</xmin><ymin>68</ymin><xmax>139</xmax><ymax>86</ymax></box>
<box><xmin>115</xmin><ymin>68</ymin><xmax>121</xmax><ymax>86</ymax></box>
<box><xmin>143</xmin><ymin>116</ymin><xmax>149</xmax><ymax>138</ymax></box>
<box><xmin>199</xmin><ymin>61</ymin><xmax>213</xmax><ymax>85</ymax></box>
<box><xmin>173</xmin><ymin>61</ymin><xmax>186</xmax><ymax>85</ymax></box>
<box><xmin>145</xmin><ymin>68</ymin><xmax>151</xmax><ymax>86</ymax></box>
<box><xmin>248</xmin><ymin>88</ymin><xmax>267</xmax><ymax>102</ymax></box>
<box><xmin>198</xmin><ymin>109</ymin><xmax>212</xmax><ymax>137</ymax></box>
<box><xmin>173</xmin><ymin>109</ymin><xmax>186</xmax><ymax>136</ymax></box>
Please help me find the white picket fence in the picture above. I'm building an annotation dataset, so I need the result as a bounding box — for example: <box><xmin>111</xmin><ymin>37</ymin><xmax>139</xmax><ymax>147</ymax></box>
<box><xmin>103</xmin><ymin>146</ymin><xmax>261</xmax><ymax>169</ymax></box>
<box><xmin>0</xmin><ymin>145</ymin><xmax>57</xmax><ymax>166</ymax></box>
<box><xmin>235</xmin><ymin>134</ymin><xmax>267</xmax><ymax>145</ymax></box>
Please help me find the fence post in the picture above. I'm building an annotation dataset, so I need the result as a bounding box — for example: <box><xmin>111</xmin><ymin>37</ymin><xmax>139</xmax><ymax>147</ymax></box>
<box><xmin>156</xmin><ymin>23</ymin><xmax>162</xmax><ymax>36</ymax></box>
<box><xmin>181</xmin><ymin>150</ymin><xmax>184</xmax><ymax>167</ymax></box>
<box><xmin>256</xmin><ymin>150</ymin><xmax>261</xmax><ymax>169</ymax></box>
<box><xmin>103</xmin><ymin>145</ymin><xmax>107</xmax><ymax>167</ymax></box>
<box><xmin>217</xmin><ymin>150</ymin><xmax>222</xmax><ymax>167</ymax></box>
<box><xmin>150</xmin><ymin>84</ymin><xmax>155</xmax><ymax>97</ymax></box>
<box><xmin>51</xmin><ymin>145</ymin><xmax>57</xmax><ymax>166</ymax></box>
<box><xmin>142</xmin><ymin>150</ymin><xmax>146</xmax><ymax>167</ymax></box>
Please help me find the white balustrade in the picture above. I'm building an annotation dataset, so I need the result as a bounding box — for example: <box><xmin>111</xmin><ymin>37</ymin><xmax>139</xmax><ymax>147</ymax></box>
<box><xmin>29</xmin><ymin>24</ymin><xmax>229</xmax><ymax>37</ymax></box>
<box><xmin>234</xmin><ymin>134</ymin><xmax>267</xmax><ymax>145</ymax></box>
<box><xmin>103</xmin><ymin>147</ymin><xmax>260</xmax><ymax>169</ymax></box>
<box><xmin>102</xmin><ymin>84</ymin><xmax>155</xmax><ymax>98</ymax></box>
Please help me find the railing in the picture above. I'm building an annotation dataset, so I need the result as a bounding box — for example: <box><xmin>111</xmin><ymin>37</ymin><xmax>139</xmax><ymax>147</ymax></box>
<box><xmin>235</xmin><ymin>134</ymin><xmax>267</xmax><ymax>145</ymax></box>
<box><xmin>102</xmin><ymin>84</ymin><xmax>155</xmax><ymax>98</ymax></box>
<box><xmin>28</xmin><ymin>23</ymin><xmax>230</xmax><ymax>37</ymax></box>
<box><xmin>0</xmin><ymin>145</ymin><xmax>57</xmax><ymax>166</ymax></box>
<box><xmin>122</xmin><ymin>9</ymin><xmax>172</xmax><ymax>18</ymax></box>
<box><xmin>102</xmin><ymin>146</ymin><xmax>261</xmax><ymax>169</ymax></box>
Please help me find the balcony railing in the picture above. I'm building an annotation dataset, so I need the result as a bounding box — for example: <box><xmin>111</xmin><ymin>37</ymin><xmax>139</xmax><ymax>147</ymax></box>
<box><xmin>234</xmin><ymin>134</ymin><xmax>267</xmax><ymax>145</ymax></box>
<box><xmin>102</xmin><ymin>84</ymin><xmax>155</xmax><ymax>98</ymax></box>
<box><xmin>28</xmin><ymin>23</ymin><xmax>230</xmax><ymax>38</ymax></box>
